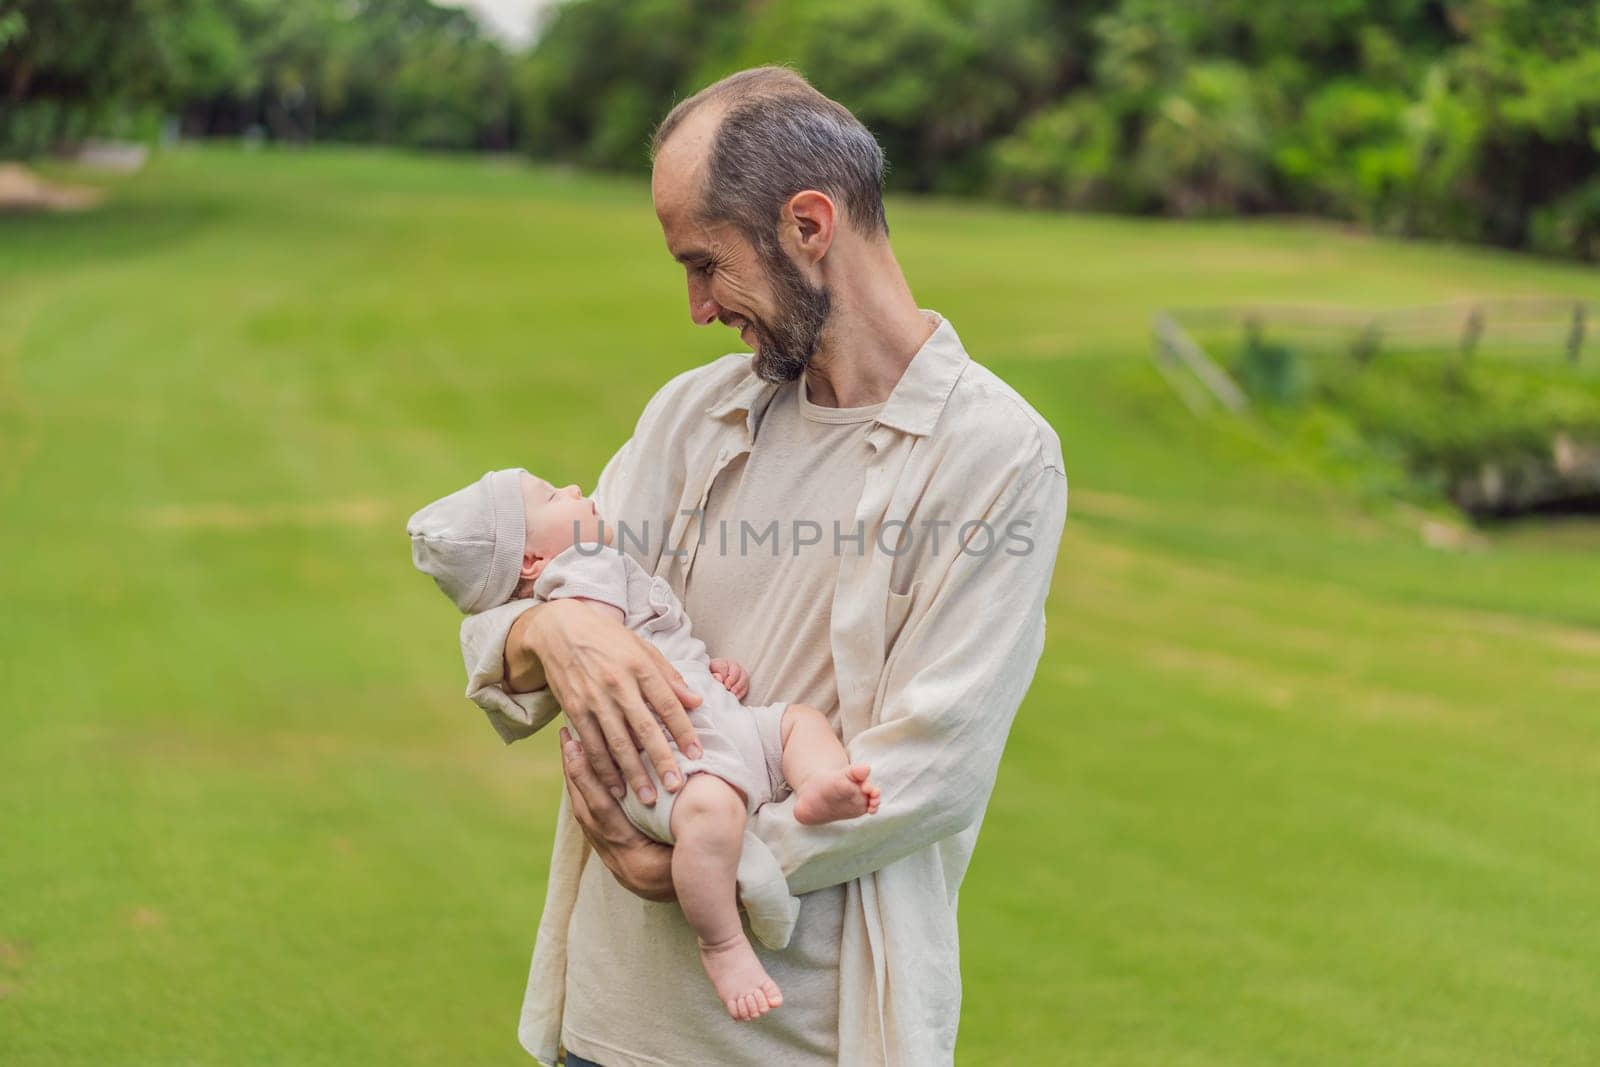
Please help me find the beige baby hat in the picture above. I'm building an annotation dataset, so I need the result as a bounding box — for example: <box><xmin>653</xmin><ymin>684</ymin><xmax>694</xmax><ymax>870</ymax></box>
<box><xmin>407</xmin><ymin>468</ymin><xmax>529</xmax><ymax>613</ymax></box>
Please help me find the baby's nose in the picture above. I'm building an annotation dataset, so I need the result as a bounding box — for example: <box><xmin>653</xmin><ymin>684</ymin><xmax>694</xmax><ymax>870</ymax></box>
<box><xmin>561</xmin><ymin>484</ymin><xmax>582</xmax><ymax>498</ymax></box>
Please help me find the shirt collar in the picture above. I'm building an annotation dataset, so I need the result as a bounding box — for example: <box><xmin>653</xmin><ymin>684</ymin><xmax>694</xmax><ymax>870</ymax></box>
<box><xmin>705</xmin><ymin>371</ymin><xmax>775</xmax><ymax>425</ymax></box>
<box><xmin>873</xmin><ymin>311</ymin><xmax>968</xmax><ymax>436</ymax></box>
<box><xmin>704</xmin><ymin>309</ymin><xmax>968</xmax><ymax>439</ymax></box>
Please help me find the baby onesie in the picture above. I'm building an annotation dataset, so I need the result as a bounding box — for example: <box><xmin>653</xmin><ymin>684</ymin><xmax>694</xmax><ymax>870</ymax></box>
<box><xmin>532</xmin><ymin>544</ymin><xmax>800</xmax><ymax>948</ymax></box>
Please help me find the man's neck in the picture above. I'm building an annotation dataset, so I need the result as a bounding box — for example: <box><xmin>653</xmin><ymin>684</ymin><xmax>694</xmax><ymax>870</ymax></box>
<box><xmin>802</xmin><ymin>242</ymin><xmax>934</xmax><ymax>409</ymax></box>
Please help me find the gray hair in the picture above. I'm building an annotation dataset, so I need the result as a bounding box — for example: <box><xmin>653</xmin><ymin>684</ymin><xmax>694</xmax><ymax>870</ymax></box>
<box><xmin>651</xmin><ymin>67</ymin><xmax>889</xmax><ymax>251</ymax></box>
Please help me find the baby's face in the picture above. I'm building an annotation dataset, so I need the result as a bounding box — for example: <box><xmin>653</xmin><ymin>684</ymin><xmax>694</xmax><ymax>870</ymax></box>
<box><xmin>521</xmin><ymin>472</ymin><xmax>609</xmax><ymax>560</ymax></box>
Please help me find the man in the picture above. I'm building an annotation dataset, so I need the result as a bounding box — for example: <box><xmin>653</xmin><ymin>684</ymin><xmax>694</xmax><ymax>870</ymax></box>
<box><xmin>459</xmin><ymin>67</ymin><xmax>1067</xmax><ymax>1066</ymax></box>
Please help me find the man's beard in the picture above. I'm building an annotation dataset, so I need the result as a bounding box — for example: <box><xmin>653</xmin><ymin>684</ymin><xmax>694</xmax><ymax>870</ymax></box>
<box><xmin>748</xmin><ymin>242</ymin><xmax>831</xmax><ymax>383</ymax></box>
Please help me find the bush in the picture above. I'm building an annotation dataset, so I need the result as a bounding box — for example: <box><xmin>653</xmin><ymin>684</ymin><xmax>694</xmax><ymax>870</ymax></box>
<box><xmin>1235</xmin><ymin>329</ymin><xmax>1310</xmax><ymax>405</ymax></box>
<box><xmin>1236</xmin><ymin>343</ymin><xmax>1600</xmax><ymax>513</ymax></box>
<box><xmin>987</xmin><ymin>96</ymin><xmax>1125</xmax><ymax>210</ymax></box>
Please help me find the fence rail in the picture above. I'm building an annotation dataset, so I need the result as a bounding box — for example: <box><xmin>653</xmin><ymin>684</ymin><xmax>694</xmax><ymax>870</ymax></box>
<box><xmin>1151</xmin><ymin>297</ymin><xmax>1600</xmax><ymax>414</ymax></box>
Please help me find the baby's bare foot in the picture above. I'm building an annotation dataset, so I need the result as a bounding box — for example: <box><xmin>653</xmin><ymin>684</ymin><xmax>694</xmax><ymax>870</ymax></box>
<box><xmin>700</xmin><ymin>933</ymin><xmax>784</xmax><ymax>1022</ymax></box>
<box><xmin>793</xmin><ymin>763</ymin><xmax>880</xmax><ymax>825</ymax></box>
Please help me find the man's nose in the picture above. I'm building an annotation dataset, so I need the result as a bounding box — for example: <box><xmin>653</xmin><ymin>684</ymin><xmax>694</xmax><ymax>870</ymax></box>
<box><xmin>687</xmin><ymin>277</ymin><xmax>720</xmax><ymax>327</ymax></box>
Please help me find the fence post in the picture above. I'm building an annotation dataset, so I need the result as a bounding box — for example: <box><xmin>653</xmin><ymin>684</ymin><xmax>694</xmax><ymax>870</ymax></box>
<box><xmin>1568</xmin><ymin>303</ymin><xmax>1586</xmax><ymax>366</ymax></box>
<box><xmin>1244</xmin><ymin>315</ymin><xmax>1263</xmax><ymax>347</ymax></box>
<box><xmin>1151</xmin><ymin>312</ymin><xmax>1249</xmax><ymax>412</ymax></box>
<box><xmin>1459</xmin><ymin>304</ymin><xmax>1484</xmax><ymax>364</ymax></box>
<box><xmin>1351</xmin><ymin>320</ymin><xmax>1383</xmax><ymax>365</ymax></box>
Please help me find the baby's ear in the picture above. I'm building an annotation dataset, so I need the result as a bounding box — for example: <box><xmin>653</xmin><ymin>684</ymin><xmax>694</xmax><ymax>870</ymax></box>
<box><xmin>521</xmin><ymin>550</ymin><xmax>547</xmax><ymax>583</ymax></box>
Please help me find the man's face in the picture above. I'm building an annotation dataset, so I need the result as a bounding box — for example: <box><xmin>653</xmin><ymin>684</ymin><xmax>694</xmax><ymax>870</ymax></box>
<box><xmin>652</xmin><ymin>119</ymin><xmax>831</xmax><ymax>382</ymax></box>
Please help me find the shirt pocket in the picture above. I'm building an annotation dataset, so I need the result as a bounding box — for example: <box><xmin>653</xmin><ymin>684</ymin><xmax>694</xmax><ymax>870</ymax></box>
<box><xmin>884</xmin><ymin>580</ymin><xmax>923</xmax><ymax>654</ymax></box>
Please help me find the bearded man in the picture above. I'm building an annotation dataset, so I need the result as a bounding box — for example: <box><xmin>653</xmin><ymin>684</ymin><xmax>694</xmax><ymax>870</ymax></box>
<box><xmin>458</xmin><ymin>66</ymin><xmax>1068</xmax><ymax>1066</ymax></box>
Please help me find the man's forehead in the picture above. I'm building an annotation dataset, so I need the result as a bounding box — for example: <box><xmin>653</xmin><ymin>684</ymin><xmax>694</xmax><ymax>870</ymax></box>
<box><xmin>651</xmin><ymin>106</ymin><xmax>721</xmax><ymax>227</ymax></box>
<box><xmin>651</xmin><ymin>168</ymin><xmax>702</xmax><ymax>233</ymax></box>
<box><xmin>656</xmin><ymin>202</ymin><xmax>720</xmax><ymax>263</ymax></box>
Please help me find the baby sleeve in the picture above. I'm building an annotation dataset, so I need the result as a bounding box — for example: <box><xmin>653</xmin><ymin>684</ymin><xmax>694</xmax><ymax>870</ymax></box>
<box><xmin>531</xmin><ymin>546</ymin><xmax>632</xmax><ymax>615</ymax></box>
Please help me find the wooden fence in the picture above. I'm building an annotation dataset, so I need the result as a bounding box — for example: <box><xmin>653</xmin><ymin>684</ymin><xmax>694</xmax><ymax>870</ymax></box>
<box><xmin>1151</xmin><ymin>297</ymin><xmax>1600</xmax><ymax>414</ymax></box>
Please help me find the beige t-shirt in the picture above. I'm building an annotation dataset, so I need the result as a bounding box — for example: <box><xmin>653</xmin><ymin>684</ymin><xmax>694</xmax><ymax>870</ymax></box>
<box><xmin>561</xmin><ymin>377</ymin><xmax>883</xmax><ymax>1066</ymax></box>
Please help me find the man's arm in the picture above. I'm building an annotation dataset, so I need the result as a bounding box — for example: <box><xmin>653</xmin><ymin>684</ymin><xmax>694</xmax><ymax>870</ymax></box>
<box><xmin>753</xmin><ymin>464</ymin><xmax>1067</xmax><ymax>896</ymax></box>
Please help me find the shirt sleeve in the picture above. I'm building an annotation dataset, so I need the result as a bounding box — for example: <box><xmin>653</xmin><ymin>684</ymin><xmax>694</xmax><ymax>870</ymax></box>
<box><xmin>461</xmin><ymin>597</ymin><xmax>562</xmax><ymax>744</ymax></box>
<box><xmin>750</xmin><ymin>462</ymin><xmax>1068</xmax><ymax>896</ymax></box>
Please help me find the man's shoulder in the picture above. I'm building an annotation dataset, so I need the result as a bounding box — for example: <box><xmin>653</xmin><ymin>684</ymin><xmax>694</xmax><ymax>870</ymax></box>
<box><xmin>939</xmin><ymin>358</ymin><xmax>1064</xmax><ymax>480</ymax></box>
<box><xmin>638</xmin><ymin>353</ymin><xmax>757</xmax><ymax>425</ymax></box>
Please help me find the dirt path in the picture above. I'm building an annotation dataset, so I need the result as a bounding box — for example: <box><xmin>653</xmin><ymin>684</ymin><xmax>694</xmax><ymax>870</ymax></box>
<box><xmin>0</xmin><ymin>163</ymin><xmax>102</xmax><ymax>211</ymax></box>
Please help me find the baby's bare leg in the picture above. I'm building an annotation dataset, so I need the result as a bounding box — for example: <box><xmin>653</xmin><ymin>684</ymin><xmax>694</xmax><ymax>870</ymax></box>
<box><xmin>782</xmin><ymin>704</ymin><xmax>882</xmax><ymax>826</ymax></box>
<box><xmin>669</xmin><ymin>774</ymin><xmax>783</xmax><ymax>1022</ymax></box>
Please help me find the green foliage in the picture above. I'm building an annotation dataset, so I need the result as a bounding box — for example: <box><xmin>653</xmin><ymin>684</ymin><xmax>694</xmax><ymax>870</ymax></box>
<box><xmin>0</xmin><ymin>0</ymin><xmax>515</xmax><ymax>155</ymax></box>
<box><xmin>0</xmin><ymin>0</ymin><xmax>219</xmax><ymax>155</ymax></box>
<box><xmin>514</xmin><ymin>0</ymin><xmax>1087</xmax><ymax>186</ymax></box>
<box><xmin>1322</xmin><ymin>356</ymin><xmax>1600</xmax><ymax>479</ymax></box>
<box><xmin>988</xmin><ymin>95</ymin><xmax>1126</xmax><ymax>210</ymax></box>
<box><xmin>1238</xmin><ymin>342</ymin><xmax>1600</xmax><ymax>508</ymax></box>
<box><xmin>0</xmin><ymin>9</ymin><xmax>26</xmax><ymax>51</ymax></box>
<box><xmin>1236</xmin><ymin>328</ymin><xmax>1310</xmax><ymax>405</ymax></box>
<box><xmin>1530</xmin><ymin>177</ymin><xmax>1600</xmax><ymax>260</ymax></box>
<box><xmin>1134</xmin><ymin>61</ymin><xmax>1274</xmax><ymax>215</ymax></box>
<box><xmin>1277</xmin><ymin>80</ymin><xmax>1416</xmax><ymax>225</ymax></box>
<box><xmin>510</xmin><ymin>0</ymin><xmax>1600</xmax><ymax>259</ymax></box>
<box><xmin>515</xmin><ymin>0</ymin><xmax>744</xmax><ymax>168</ymax></box>
<box><xmin>5</xmin><ymin>0</ymin><xmax>1600</xmax><ymax>258</ymax></box>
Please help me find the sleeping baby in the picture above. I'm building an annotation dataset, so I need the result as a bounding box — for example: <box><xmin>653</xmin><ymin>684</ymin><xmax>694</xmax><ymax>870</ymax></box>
<box><xmin>407</xmin><ymin>468</ymin><xmax>880</xmax><ymax>1022</ymax></box>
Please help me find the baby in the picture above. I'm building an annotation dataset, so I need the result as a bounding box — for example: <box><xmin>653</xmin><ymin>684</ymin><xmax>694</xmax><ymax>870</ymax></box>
<box><xmin>408</xmin><ymin>468</ymin><xmax>880</xmax><ymax>1022</ymax></box>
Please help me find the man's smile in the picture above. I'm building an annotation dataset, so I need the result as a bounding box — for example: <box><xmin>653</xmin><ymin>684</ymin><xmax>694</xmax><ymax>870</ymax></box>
<box><xmin>721</xmin><ymin>313</ymin><xmax>756</xmax><ymax>347</ymax></box>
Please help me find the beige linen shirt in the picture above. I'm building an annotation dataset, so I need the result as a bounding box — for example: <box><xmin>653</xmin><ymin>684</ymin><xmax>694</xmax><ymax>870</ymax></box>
<box><xmin>460</xmin><ymin>312</ymin><xmax>1068</xmax><ymax>1066</ymax></box>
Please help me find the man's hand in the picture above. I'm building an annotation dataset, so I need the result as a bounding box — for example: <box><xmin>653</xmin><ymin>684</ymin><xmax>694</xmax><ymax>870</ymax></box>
<box><xmin>562</xmin><ymin>727</ymin><xmax>675</xmax><ymax>902</ymax></box>
<box><xmin>708</xmin><ymin>658</ymin><xmax>750</xmax><ymax>701</ymax></box>
<box><xmin>512</xmin><ymin>598</ymin><xmax>702</xmax><ymax>805</ymax></box>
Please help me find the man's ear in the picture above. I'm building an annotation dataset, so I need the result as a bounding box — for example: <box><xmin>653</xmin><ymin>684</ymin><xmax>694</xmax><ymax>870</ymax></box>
<box><xmin>782</xmin><ymin>189</ymin><xmax>836</xmax><ymax>266</ymax></box>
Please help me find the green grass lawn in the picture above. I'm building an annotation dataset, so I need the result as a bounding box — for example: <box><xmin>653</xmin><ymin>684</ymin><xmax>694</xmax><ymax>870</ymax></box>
<box><xmin>3</xmin><ymin>146</ymin><xmax>1598</xmax><ymax>1065</ymax></box>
